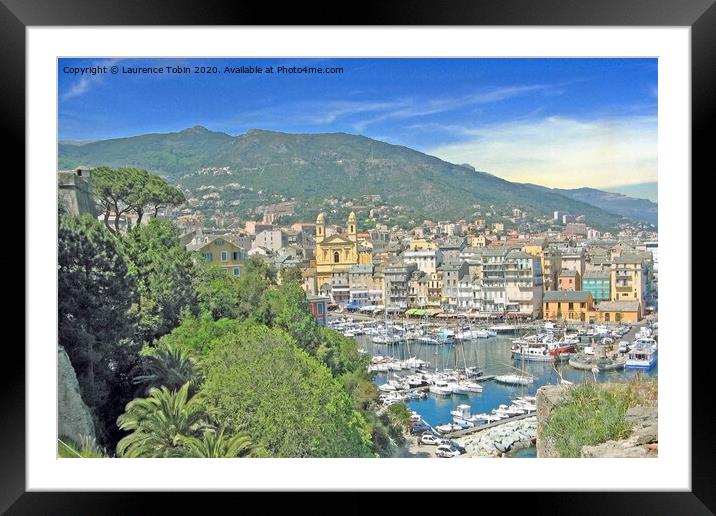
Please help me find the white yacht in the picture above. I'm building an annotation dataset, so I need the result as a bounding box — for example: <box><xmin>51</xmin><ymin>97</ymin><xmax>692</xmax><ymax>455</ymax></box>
<box><xmin>625</xmin><ymin>337</ymin><xmax>658</xmax><ymax>369</ymax></box>
<box><xmin>429</xmin><ymin>380</ymin><xmax>453</xmax><ymax>396</ymax></box>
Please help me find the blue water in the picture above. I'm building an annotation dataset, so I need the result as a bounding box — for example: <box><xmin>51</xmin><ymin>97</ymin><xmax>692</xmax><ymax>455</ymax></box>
<box><xmin>364</xmin><ymin>334</ymin><xmax>657</xmax><ymax>430</ymax></box>
<box><xmin>508</xmin><ymin>447</ymin><xmax>537</xmax><ymax>458</ymax></box>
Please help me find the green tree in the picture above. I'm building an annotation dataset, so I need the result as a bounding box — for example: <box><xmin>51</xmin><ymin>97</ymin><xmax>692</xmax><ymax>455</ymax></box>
<box><xmin>194</xmin><ymin>263</ymin><xmax>243</xmax><ymax>320</ymax></box>
<box><xmin>58</xmin><ymin>214</ymin><xmax>140</xmax><ymax>446</ymax></box>
<box><xmin>121</xmin><ymin>219</ymin><xmax>198</xmax><ymax>342</ymax></box>
<box><xmin>197</xmin><ymin>321</ymin><xmax>373</xmax><ymax>457</ymax></box>
<box><xmin>257</xmin><ymin>280</ymin><xmax>321</xmax><ymax>354</ymax></box>
<box><xmin>178</xmin><ymin>428</ymin><xmax>262</xmax><ymax>458</ymax></box>
<box><xmin>132</xmin><ymin>342</ymin><xmax>201</xmax><ymax>396</ymax></box>
<box><xmin>316</xmin><ymin>327</ymin><xmax>370</xmax><ymax>377</ymax></box>
<box><xmin>279</xmin><ymin>266</ymin><xmax>303</xmax><ymax>285</ymax></box>
<box><xmin>92</xmin><ymin>167</ymin><xmax>185</xmax><ymax>232</ymax></box>
<box><xmin>145</xmin><ymin>175</ymin><xmax>185</xmax><ymax>219</ymax></box>
<box><xmin>92</xmin><ymin>166</ymin><xmax>136</xmax><ymax>234</ymax></box>
<box><xmin>156</xmin><ymin>314</ymin><xmax>244</xmax><ymax>356</ymax></box>
<box><xmin>116</xmin><ymin>383</ymin><xmax>209</xmax><ymax>458</ymax></box>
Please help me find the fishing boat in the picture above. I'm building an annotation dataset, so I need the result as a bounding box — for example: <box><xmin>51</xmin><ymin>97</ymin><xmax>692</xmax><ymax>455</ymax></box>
<box><xmin>511</xmin><ymin>343</ymin><xmax>557</xmax><ymax>362</ymax></box>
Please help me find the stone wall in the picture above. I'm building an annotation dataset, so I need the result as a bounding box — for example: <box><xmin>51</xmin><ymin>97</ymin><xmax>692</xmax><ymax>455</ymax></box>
<box><xmin>455</xmin><ymin>416</ymin><xmax>536</xmax><ymax>457</ymax></box>
<box><xmin>58</xmin><ymin>345</ymin><xmax>95</xmax><ymax>443</ymax></box>
<box><xmin>536</xmin><ymin>383</ymin><xmax>571</xmax><ymax>458</ymax></box>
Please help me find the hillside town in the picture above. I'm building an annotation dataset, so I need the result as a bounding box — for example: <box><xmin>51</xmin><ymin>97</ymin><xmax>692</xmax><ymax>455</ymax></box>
<box><xmin>59</xmin><ymin>166</ymin><xmax>657</xmax><ymax>326</ymax></box>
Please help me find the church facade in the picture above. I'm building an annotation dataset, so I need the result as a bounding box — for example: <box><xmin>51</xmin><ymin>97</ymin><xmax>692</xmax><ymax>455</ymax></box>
<box><xmin>315</xmin><ymin>211</ymin><xmax>372</xmax><ymax>300</ymax></box>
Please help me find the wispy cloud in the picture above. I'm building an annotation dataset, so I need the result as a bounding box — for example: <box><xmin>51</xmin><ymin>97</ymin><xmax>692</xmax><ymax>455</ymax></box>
<box><xmin>61</xmin><ymin>59</ymin><xmax>121</xmax><ymax>101</ymax></box>
<box><xmin>350</xmin><ymin>85</ymin><xmax>552</xmax><ymax>131</ymax></box>
<box><xmin>428</xmin><ymin>115</ymin><xmax>657</xmax><ymax>189</ymax></box>
<box><xmin>214</xmin><ymin>84</ymin><xmax>556</xmax><ymax>133</ymax></box>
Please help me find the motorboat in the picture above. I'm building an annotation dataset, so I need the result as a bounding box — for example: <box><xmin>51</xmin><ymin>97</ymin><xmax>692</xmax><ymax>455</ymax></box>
<box><xmin>494</xmin><ymin>374</ymin><xmax>534</xmax><ymax>385</ymax></box>
<box><xmin>429</xmin><ymin>380</ymin><xmax>453</xmax><ymax>396</ymax></box>
<box><xmin>625</xmin><ymin>337</ymin><xmax>658</xmax><ymax>369</ymax></box>
<box><xmin>511</xmin><ymin>343</ymin><xmax>556</xmax><ymax>362</ymax></box>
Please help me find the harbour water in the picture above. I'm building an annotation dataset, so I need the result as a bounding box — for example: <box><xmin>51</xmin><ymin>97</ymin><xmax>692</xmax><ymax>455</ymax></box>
<box><xmin>362</xmin><ymin>333</ymin><xmax>657</xmax><ymax>456</ymax></box>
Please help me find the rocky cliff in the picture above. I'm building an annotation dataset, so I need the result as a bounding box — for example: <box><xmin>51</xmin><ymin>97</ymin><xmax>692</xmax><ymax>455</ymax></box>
<box><xmin>58</xmin><ymin>345</ymin><xmax>95</xmax><ymax>443</ymax></box>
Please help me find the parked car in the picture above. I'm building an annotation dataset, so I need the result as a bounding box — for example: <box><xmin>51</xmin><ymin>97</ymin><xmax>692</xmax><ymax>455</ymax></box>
<box><xmin>435</xmin><ymin>444</ymin><xmax>461</xmax><ymax>458</ymax></box>
<box><xmin>437</xmin><ymin>439</ymin><xmax>466</xmax><ymax>454</ymax></box>
<box><xmin>421</xmin><ymin>434</ymin><xmax>440</xmax><ymax>446</ymax></box>
<box><xmin>410</xmin><ymin>421</ymin><xmax>431</xmax><ymax>434</ymax></box>
<box><xmin>449</xmin><ymin>443</ymin><xmax>467</xmax><ymax>455</ymax></box>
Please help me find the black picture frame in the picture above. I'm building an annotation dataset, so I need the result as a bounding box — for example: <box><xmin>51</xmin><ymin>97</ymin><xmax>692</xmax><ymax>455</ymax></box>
<box><xmin>5</xmin><ymin>0</ymin><xmax>707</xmax><ymax>513</ymax></box>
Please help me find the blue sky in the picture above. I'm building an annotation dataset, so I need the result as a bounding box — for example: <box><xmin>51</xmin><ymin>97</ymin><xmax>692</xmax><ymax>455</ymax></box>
<box><xmin>58</xmin><ymin>58</ymin><xmax>657</xmax><ymax>199</ymax></box>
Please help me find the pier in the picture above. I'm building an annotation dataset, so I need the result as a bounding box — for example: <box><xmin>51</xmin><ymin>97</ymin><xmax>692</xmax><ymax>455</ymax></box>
<box><xmin>442</xmin><ymin>411</ymin><xmax>536</xmax><ymax>438</ymax></box>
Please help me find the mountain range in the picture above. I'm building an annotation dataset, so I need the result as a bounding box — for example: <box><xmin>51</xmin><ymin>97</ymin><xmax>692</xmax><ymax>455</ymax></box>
<box><xmin>58</xmin><ymin>126</ymin><xmax>657</xmax><ymax>230</ymax></box>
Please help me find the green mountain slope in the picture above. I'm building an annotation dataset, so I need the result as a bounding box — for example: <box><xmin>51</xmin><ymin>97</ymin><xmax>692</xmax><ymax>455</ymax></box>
<box><xmin>58</xmin><ymin>127</ymin><xmax>628</xmax><ymax>230</ymax></box>
<box><xmin>524</xmin><ymin>184</ymin><xmax>657</xmax><ymax>227</ymax></box>
<box><xmin>556</xmin><ymin>187</ymin><xmax>657</xmax><ymax>227</ymax></box>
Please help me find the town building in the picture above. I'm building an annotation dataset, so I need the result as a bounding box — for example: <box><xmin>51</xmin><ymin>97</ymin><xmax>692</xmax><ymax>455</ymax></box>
<box><xmin>402</xmin><ymin>248</ymin><xmax>443</xmax><ymax>274</ymax></box>
<box><xmin>254</xmin><ymin>229</ymin><xmax>286</xmax><ymax>252</ymax></box>
<box><xmin>504</xmin><ymin>250</ymin><xmax>543</xmax><ymax>318</ymax></box>
<box><xmin>188</xmin><ymin>235</ymin><xmax>246</xmax><ymax>277</ymax></box>
<box><xmin>558</xmin><ymin>269</ymin><xmax>581</xmax><ymax>291</ymax></box>
<box><xmin>541</xmin><ymin>248</ymin><xmax>562</xmax><ymax>292</ymax></box>
<box><xmin>438</xmin><ymin>236</ymin><xmax>467</xmax><ymax>264</ymax></box>
<box><xmin>610</xmin><ymin>255</ymin><xmax>646</xmax><ymax>316</ymax></box>
<box><xmin>561</xmin><ymin>248</ymin><xmax>586</xmax><ymax>278</ymax></box>
<box><xmin>565</xmin><ymin>222</ymin><xmax>587</xmax><ymax>236</ymax></box>
<box><xmin>583</xmin><ymin>270</ymin><xmax>611</xmax><ymax>302</ymax></box>
<box><xmin>383</xmin><ymin>260</ymin><xmax>417</xmax><ymax>309</ymax></box>
<box><xmin>542</xmin><ymin>291</ymin><xmax>594</xmax><ymax>322</ymax></box>
<box><xmin>439</xmin><ymin>261</ymin><xmax>469</xmax><ymax>310</ymax></box>
<box><xmin>314</xmin><ymin>212</ymin><xmax>373</xmax><ymax>298</ymax></box>
<box><xmin>479</xmin><ymin>248</ymin><xmax>509</xmax><ymax>313</ymax></box>
<box><xmin>408</xmin><ymin>270</ymin><xmax>430</xmax><ymax>307</ymax></box>
<box><xmin>307</xmin><ymin>295</ymin><xmax>329</xmax><ymax>326</ymax></box>
<box><xmin>594</xmin><ymin>300</ymin><xmax>641</xmax><ymax>323</ymax></box>
<box><xmin>426</xmin><ymin>271</ymin><xmax>444</xmax><ymax>307</ymax></box>
<box><xmin>349</xmin><ymin>264</ymin><xmax>381</xmax><ymax>307</ymax></box>
<box><xmin>244</xmin><ymin>221</ymin><xmax>273</xmax><ymax>235</ymax></box>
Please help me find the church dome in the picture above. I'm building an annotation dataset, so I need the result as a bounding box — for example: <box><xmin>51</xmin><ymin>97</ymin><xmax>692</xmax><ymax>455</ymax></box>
<box><xmin>348</xmin><ymin>211</ymin><xmax>357</xmax><ymax>222</ymax></box>
<box><xmin>316</xmin><ymin>212</ymin><xmax>325</xmax><ymax>224</ymax></box>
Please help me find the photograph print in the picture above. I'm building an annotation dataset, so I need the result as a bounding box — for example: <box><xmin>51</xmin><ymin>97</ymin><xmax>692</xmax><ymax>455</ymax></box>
<box><xmin>57</xmin><ymin>57</ymin><xmax>658</xmax><ymax>459</ymax></box>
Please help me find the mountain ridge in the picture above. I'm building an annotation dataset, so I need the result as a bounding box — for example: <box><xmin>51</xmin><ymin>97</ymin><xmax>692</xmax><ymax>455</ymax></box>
<box><xmin>58</xmin><ymin>127</ymin><xmax>648</xmax><ymax>231</ymax></box>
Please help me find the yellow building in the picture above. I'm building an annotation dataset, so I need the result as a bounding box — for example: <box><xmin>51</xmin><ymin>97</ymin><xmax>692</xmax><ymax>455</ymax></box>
<box><xmin>593</xmin><ymin>301</ymin><xmax>641</xmax><ymax>323</ymax></box>
<box><xmin>610</xmin><ymin>255</ymin><xmax>645</xmax><ymax>317</ymax></box>
<box><xmin>408</xmin><ymin>238</ymin><xmax>438</xmax><ymax>251</ymax></box>
<box><xmin>315</xmin><ymin>212</ymin><xmax>372</xmax><ymax>291</ymax></box>
<box><xmin>543</xmin><ymin>291</ymin><xmax>594</xmax><ymax>322</ymax></box>
<box><xmin>470</xmin><ymin>234</ymin><xmax>488</xmax><ymax>248</ymax></box>
<box><xmin>192</xmin><ymin>236</ymin><xmax>246</xmax><ymax>277</ymax></box>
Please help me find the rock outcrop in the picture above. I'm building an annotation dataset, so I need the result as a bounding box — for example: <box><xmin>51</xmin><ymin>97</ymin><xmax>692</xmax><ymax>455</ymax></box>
<box><xmin>536</xmin><ymin>383</ymin><xmax>658</xmax><ymax>458</ymax></box>
<box><xmin>581</xmin><ymin>406</ymin><xmax>658</xmax><ymax>458</ymax></box>
<box><xmin>58</xmin><ymin>345</ymin><xmax>95</xmax><ymax>443</ymax></box>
